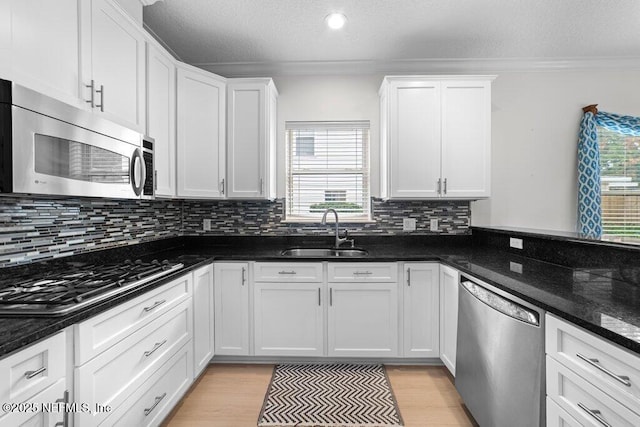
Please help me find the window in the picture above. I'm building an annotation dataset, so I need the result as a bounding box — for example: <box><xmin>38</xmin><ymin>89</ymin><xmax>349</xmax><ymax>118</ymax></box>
<box><xmin>286</xmin><ymin>121</ymin><xmax>370</xmax><ymax>220</ymax></box>
<box><xmin>598</xmin><ymin>126</ymin><xmax>640</xmax><ymax>243</ymax></box>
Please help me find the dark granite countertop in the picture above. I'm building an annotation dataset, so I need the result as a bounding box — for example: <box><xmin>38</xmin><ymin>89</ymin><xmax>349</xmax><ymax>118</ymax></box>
<box><xmin>1</xmin><ymin>234</ymin><xmax>639</xmax><ymax>358</ymax></box>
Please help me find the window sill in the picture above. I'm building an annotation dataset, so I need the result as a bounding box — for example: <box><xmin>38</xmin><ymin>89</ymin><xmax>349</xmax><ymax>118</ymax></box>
<box><xmin>281</xmin><ymin>217</ymin><xmax>376</xmax><ymax>224</ymax></box>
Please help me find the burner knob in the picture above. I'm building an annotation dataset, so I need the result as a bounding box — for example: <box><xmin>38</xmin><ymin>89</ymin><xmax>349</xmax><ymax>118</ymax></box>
<box><xmin>151</xmin><ymin>259</ymin><xmax>160</xmax><ymax>265</ymax></box>
<box><xmin>134</xmin><ymin>259</ymin><xmax>143</xmax><ymax>265</ymax></box>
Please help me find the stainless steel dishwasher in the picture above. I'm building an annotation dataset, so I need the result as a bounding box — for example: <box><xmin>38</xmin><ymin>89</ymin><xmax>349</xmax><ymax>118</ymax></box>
<box><xmin>455</xmin><ymin>275</ymin><xmax>545</xmax><ymax>427</ymax></box>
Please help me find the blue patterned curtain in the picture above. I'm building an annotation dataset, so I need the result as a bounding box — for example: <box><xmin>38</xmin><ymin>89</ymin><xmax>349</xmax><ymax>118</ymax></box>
<box><xmin>577</xmin><ymin>107</ymin><xmax>640</xmax><ymax>238</ymax></box>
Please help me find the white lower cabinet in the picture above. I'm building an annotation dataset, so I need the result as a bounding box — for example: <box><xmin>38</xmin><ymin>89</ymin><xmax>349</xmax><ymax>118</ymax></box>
<box><xmin>101</xmin><ymin>343</ymin><xmax>193</xmax><ymax>427</ymax></box>
<box><xmin>327</xmin><ymin>279</ymin><xmax>398</xmax><ymax>357</ymax></box>
<box><xmin>402</xmin><ymin>263</ymin><xmax>439</xmax><ymax>358</ymax></box>
<box><xmin>546</xmin><ymin>313</ymin><xmax>640</xmax><ymax>427</ymax></box>
<box><xmin>214</xmin><ymin>262</ymin><xmax>250</xmax><ymax>355</ymax></box>
<box><xmin>439</xmin><ymin>264</ymin><xmax>459</xmax><ymax>375</ymax></box>
<box><xmin>75</xmin><ymin>299</ymin><xmax>192</xmax><ymax>426</ymax></box>
<box><xmin>192</xmin><ymin>264</ymin><xmax>214</xmax><ymax>378</ymax></box>
<box><xmin>254</xmin><ymin>282</ymin><xmax>324</xmax><ymax>356</ymax></box>
<box><xmin>0</xmin><ymin>331</ymin><xmax>70</xmax><ymax>427</ymax></box>
<box><xmin>0</xmin><ymin>378</ymin><xmax>68</xmax><ymax>427</ymax></box>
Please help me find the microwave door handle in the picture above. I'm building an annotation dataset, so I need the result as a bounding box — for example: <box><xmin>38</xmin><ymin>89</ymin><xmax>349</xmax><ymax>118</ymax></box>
<box><xmin>131</xmin><ymin>149</ymin><xmax>143</xmax><ymax>196</ymax></box>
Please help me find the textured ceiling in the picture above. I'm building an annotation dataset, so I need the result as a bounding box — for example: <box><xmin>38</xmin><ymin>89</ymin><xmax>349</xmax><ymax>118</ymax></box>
<box><xmin>143</xmin><ymin>0</ymin><xmax>640</xmax><ymax>73</ymax></box>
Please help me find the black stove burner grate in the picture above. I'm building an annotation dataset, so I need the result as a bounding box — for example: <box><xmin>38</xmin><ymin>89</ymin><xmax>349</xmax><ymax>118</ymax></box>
<box><xmin>0</xmin><ymin>259</ymin><xmax>184</xmax><ymax>315</ymax></box>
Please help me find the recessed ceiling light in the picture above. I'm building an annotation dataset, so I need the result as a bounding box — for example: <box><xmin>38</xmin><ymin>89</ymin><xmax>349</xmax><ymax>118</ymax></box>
<box><xmin>325</xmin><ymin>13</ymin><xmax>347</xmax><ymax>30</ymax></box>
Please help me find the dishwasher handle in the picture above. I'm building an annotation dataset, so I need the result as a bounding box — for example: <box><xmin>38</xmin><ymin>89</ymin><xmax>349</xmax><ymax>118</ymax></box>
<box><xmin>461</xmin><ymin>280</ymin><xmax>540</xmax><ymax>326</ymax></box>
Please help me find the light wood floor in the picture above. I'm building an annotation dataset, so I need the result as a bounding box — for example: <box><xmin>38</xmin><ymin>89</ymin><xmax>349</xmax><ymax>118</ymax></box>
<box><xmin>162</xmin><ymin>364</ymin><xmax>477</xmax><ymax>427</ymax></box>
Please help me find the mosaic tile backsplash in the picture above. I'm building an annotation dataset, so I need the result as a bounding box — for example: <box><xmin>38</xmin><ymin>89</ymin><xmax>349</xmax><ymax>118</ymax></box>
<box><xmin>0</xmin><ymin>196</ymin><xmax>182</xmax><ymax>267</ymax></box>
<box><xmin>0</xmin><ymin>196</ymin><xmax>469</xmax><ymax>267</ymax></box>
<box><xmin>182</xmin><ymin>198</ymin><xmax>470</xmax><ymax>236</ymax></box>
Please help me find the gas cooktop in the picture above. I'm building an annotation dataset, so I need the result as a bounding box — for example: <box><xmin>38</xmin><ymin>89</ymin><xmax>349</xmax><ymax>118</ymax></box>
<box><xmin>0</xmin><ymin>259</ymin><xmax>184</xmax><ymax>316</ymax></box>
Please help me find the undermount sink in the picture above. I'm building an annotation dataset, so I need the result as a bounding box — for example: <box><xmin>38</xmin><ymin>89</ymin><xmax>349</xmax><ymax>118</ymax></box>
<box><xmin>280</xmin><ymin>248</ymin><xmax>368</xmax><ymax>258</ymax></box>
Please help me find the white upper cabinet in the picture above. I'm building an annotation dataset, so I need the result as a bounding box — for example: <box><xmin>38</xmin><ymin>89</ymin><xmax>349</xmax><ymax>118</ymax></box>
<box><xmin>81</xmin><ymin>0</ymin><xmax>146</xmax><ymax>132</ymax></box>
<box><xmin>176</xmin><ymin>64</ymin><xmax>226</xmax><ymax>198</ymax></box>
<box><xmin>8</xmin><ymin>0</ymin><xmax>84</xmax><ymax>108</ymax></box>
<box><xmin>441</xmin><ymin>80</ymin><xmax>492</xmax><ymax>198</ymax></box>
<box><xmin>226</xmin><ymin>78</ymin><xmax>278</xmax><ymax>199</ymax></box>
<box><xmin>380</xmin><ymin>75</ymin><xmax>494</xmax><ymax>199</ymax></box>
<box><xmin>146</xmin><ymin>40</ymin><xmax>176</xmax><ymax>197</ymax></box>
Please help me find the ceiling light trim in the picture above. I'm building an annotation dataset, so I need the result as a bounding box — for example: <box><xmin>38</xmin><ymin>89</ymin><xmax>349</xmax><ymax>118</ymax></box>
<box><xmin>192</xmin><ymin>57</ymin><xmax>640</xmax><ymax>78</ymax></box>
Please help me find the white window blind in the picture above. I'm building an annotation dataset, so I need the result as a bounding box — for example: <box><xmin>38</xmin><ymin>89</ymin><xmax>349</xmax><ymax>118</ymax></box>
<box><xmin>598</xmin><ymin>126</ymin><xmax>640</xmax><ymax>243</ymax></box>
<box><xmin>286</xmin><ymin>121</ymin><xmax>370</xmax><ymax>220</ymax></box>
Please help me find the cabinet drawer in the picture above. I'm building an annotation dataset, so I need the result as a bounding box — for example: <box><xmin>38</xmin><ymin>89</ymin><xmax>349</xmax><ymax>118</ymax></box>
<box><xmin>547</xmin><ymin>356</ymin><xmax>640</xmax><ymax>426</ymax></box>
<box><xmin>254</xmin><ymin>262</ymin><xmax>323</xmax><ymax>282</ymax></box>
<box><xmin>75</xmin><ymin>273</ymin><xmax>192</xmax><ymax>365</ymax></box>
<box><xmin>0</xmin><ymin>331</ymin><xmax>66</xmax><ymax>405</ymax></box>
<box><xmin>328</xmin><ymin>263</ymin><xmax>397</xmax><ymax>282</ymax></box>
<box><xmin>546</xmin><ymin>314</ymin><xmax>640</xmax><ymax>413</ymax></box>
<box><xmin>0</xmin><ymin>377</ymin><xmax>67</xmax><ymax>427</ymax></box>
<box><xmin>546</xmin><ymin>396</ymin><xmax>583</xmax><ymax>427</ymax></box>
<box><xmin>76</xmin><ymin>299</ymin><xmax>192</xmax><ymax>426</ymax></box>
<box><xmin>101</xmin><ymin>343</ymin><xmax>193</xmax><ymax>427</ymax></box>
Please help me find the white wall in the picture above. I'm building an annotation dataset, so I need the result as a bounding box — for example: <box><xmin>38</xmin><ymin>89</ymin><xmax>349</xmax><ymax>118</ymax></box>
<box><xmin>273</xmin><ymin>75</ymin><xmax>382</xmax><ymax>197</ymax></box>
<box><xmin>472</xmin><ymin>69</ymin><xmax>640</xmax><ymax>231</ymax></box>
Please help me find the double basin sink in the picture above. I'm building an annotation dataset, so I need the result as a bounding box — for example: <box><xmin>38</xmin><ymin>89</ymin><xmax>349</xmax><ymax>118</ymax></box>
<box><xmin>280</xmin><ymin>248</ymin><xmax>368</xmax><ymax>258</ymax></box>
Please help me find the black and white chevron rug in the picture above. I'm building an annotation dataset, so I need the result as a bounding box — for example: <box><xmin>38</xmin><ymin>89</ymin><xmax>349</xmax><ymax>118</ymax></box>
<box><xmin>257</xmin><ymin>364</ymin><xmax>403</xmax><ymax>427</ymax></box>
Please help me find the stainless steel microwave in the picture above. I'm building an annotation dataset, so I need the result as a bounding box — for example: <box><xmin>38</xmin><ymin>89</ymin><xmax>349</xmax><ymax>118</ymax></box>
<box><xmin>0</xmin><ymin>79</ymin><xmax>154</xmax><ymax>199</ymax></box>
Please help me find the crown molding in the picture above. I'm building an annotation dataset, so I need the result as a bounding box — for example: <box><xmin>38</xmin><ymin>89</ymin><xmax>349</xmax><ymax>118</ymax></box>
<box><xmin>192</xmin><ymin>57</ymin><xmax>640</xmax><ymax>78</ymax></box>
<box><xmin>139</xmin><ymin>0</ymin><xmax>164</xmax><ymax>5</ymax></box>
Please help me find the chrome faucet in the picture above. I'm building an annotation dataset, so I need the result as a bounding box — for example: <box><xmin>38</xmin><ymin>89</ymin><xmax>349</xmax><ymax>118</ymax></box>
<box><xmin>321</xmin><ymin>208</ymin><xmax>354</xmax><ymax>248</ymax></box>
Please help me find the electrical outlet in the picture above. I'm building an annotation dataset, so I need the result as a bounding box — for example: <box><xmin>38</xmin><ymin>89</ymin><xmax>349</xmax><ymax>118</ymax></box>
<box><xmin>509</xmin><ymin>237</ymin><xmax>523</xmax><ymax>249</ymax></box>
<box><xmin>403</xmin><ymin>218</ymin><xmax>416</xmax><ymax>232</ymax></box>
<box><xmin>509</xmin><ymin>261</ymin><xmax>523</xmax><ymax>274</ymax></box>
<box><xmin>430</xmin><ymin>218</ymin><xmax>438</xmax><ymax>232</ymax></box>
<box><xmin>203</xmin><ymin>219</ymin><xmax>212</xmax><ymax>231</ymax></box>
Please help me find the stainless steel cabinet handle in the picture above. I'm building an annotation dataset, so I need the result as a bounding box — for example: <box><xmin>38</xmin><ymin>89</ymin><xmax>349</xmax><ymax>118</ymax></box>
<box><xmin>443</xmin><ymin>178</ymin><xmax>447</xmax><ymax>194</ymax></box>
<box><xmin>143</xmin><ymin>339</ymin><xmax>167</xmax><ymax>357</ymax></box>
<box><xmin>577</xmin><ymin>403</ymin><xmax>611</xmax><ymax>427</ymax></box>
<box><xmin>437</xmin><ymin>178</ymin><xmax>442</xmax><ymax>195</ymax></box>
<box><xmin>576</xmin><ymin>353</ymin><xmax>631</xmax><ymax>387</ymax></box>
<box><xmin>54</xmin><ymin>390</ymin><xmax>70</xmax><ymax>427</ymax></box>
<box><xmin>330</xmin><ymin>288</ymin><xmax>333</xmax><ymax>306</ymax></box>
<box><xmin>220</xmin><ymin>178</ymin><xmax>225</xmax><ymax>194</ymax></box>
<box><xmin>24</xmin><ymin>366</ymin><xmax>47</xmax><ymax>379</ymax></box>
<box><xmin>278</xmin><ymin>270</ymin><xmax>297</xmax><ymax>275</ymax></box>
<box><xmin>407</xmin><ymin>268</ymin><xmax>411</xmax><ymax>286</ymax></box>
<box><xmin>260</xmin><ymin>178</ymin><xmax>264</xmax><ymax>195</ymax></box>
<box><xmin>154</xmin><ymin>170</ymin><xmax>158</xmax><ymax>191</ymax></box>
<box><xmin>95</xmin><ymin>84</ymin><xmax>104</xmax><ymax>112</ymax></box>
<box><xmin>144</xmin><ymin>392</ymin><xmax>167</xmax><ymax>416</ymax></box>
<box><xmin>143</xmin><ymin>299</ymin><xmax>166</xmax><ymax>312</ymax></box>
<box><xmin>318</xmin><ymin>288</ymin><xmax>321</xmax><ymax>306</ymax></box>
<box><xmin>241</xmin><ymin>267</ymin><xmax>246</xmax><ymax>285</ymax></box>
<box><xmin>85</xmin><ymin>80</ymin><xmax>95</xmax><ymax>107</ymax></box>
<box><xmin>353</xmin><ymin>271</ymin><xmax>373</xmax><ymax>275</ymax></box>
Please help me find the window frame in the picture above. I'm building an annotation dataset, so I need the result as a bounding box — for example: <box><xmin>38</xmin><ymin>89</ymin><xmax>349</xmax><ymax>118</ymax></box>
<box><xmin>284</xmin><ymin>121</ymin><xmax>372</xmax><ymax>222</ymax></box>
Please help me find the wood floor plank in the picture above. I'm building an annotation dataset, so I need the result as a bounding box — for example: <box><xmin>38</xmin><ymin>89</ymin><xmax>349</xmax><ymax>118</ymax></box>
<box><xmin>162</xmin><ymin>364</ymin><xmax>477</xmax><ymax>427</ymax></box>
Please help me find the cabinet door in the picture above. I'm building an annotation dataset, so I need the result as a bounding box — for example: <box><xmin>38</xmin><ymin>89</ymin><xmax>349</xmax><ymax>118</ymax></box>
<box><xmin>146</xmin><ymin>41</ymin><xmax>176</xmax><ymax>197</ymax></box>
<box><xmin>10</xmin><ymin>0</ymin><xmax>84</xmax><ymax>109</ymax></box>
<box><xmin>87</xmin><ymin>0</ymin><xmax>145</xmax><ymax>132</ymax></box>
<box><xmin>227</xmin><ymin>81</ymin><xmax>266</xmax><ymax>199</ymax></box>
<box><xmin>176</xmin><ymin>66</ymin><xmax>226</xmax><ymax>198</ymax></box>
<box><xmin>0</xmin><ymin>378</ymin><xmax>67</xmax><ymax>427</ymax></box>
<box><xmin>327</xmin><ymin>282</ymin><xmax>398</xmax><ymax>357</ymax></box>
<box><xmin>388</xmin><ymin>81</ymin><xmax>441</xmax><ymax>198</ymax></box>
<box><xmin>441</xmin><ymin>80</ymin><xmax>491</xmax><ymax>198</ymax></box>
<box><xmin>403</xmin><ymin>263</ymin><xmax>439</xmax><ymax>358</ymax></box>
<box><xmin>213</xmin><ymin>263</ymin><xmax>249</xmax><ymax>355</ymax></box>
<box><xmin>193</xmin><ymin>264</ymin><xmax>214</xmax><ymax>378</ymax></box>
<box><xmin>439</xmin><ymin>264</ymin><xmax>459</xmax><ymax>375</ymax></box>
<box><xmin>254</xmin><ymin>282</ymin><xmax>323</xmax><ymax>356</ymax></box>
